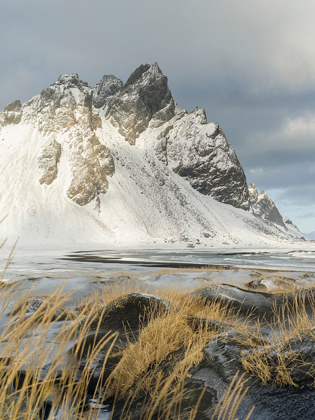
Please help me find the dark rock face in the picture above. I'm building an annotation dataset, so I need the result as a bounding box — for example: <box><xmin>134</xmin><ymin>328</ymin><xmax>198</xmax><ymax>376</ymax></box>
<box><xmin>155</xmin><ymin>107</ymin><xmax>250</xmax><ymax>210</ymax></box>
<box><xmin>3</xmin><ymin>100</ymin><xmax>22</xmax><ymax>112</ymax></box>
<box><xmin>183</xmin><ymin>331</ymin><xmax>261</xmax><ymax>418</ymax></box>
<box><xmin>249</xmin><ymin>183</ymin><xmax>286</xmax><ymax>227</ymax></box>
<box><xmin>189</xmin><ymin>331</ymin><xmax>248</xmax><ymax>392</ymax></box>
<box><xmin>93</xmin><ymin>75</ymin><xmax>123</xmax><ymax>108</ymax></box>
<box><xmin>105</xmin><ymin>63</ymin><xmax>175</xmax><ymax>144</ymax></box>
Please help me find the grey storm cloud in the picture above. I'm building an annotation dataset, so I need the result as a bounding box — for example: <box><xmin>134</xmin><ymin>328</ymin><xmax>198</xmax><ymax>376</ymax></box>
<box><xmin>301</xmin><ymin>211</ymin><xmax>315</xmax><ymax>219</ymax></box>
<box><xmin>1</xmin><ymin>0</ymin><xmax>315</xmax><ymax>230</ymax></box>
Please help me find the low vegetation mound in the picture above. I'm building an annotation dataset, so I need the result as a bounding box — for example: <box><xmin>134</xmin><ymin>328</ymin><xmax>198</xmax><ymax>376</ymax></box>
<box><xmin>0</xmin><ymin>278</ymin><xmax>315</xmax><ymax>419</ymax></box>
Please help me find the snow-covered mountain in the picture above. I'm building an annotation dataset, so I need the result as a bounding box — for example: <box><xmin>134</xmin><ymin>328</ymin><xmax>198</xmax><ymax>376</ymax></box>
<box><xmin>304</xmin><ymin>231</ymin><xmax>315</xmax><ymax>240</ymax></box>
<box><xmin>0</xmin><ymin>63</ymin><xmax>305</xmax><ymax>247</ymax></box>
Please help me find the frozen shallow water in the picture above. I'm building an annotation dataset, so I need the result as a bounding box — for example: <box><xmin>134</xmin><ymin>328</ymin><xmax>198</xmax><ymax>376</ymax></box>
<box><xmin>1</xmin><ymin>246</ymin><xmax>315</xmax><ymax>282</ymax></box>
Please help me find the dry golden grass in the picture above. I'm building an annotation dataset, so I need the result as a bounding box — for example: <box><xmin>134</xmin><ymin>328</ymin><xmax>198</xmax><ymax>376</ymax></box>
<box><xmin>0</xmin><ymin>275</ymin><xmax>257</xmax><ymax>419</ymax></box>
<box><xmin>97</xmin><ymin>286</ymin><xmax>256</xmax><ymax>419</ymax></box>
<box><xmin>4</xmin><ymin>244</ymin><xmax>314</xmax><ymax>419</ymax></box>
<box><xmin>211</xmin><ymin>372</ymin><xmax>255</xmax><ymax>420</ymax></box>
<box><xmin>0</xmin><ymin>239</ymin><xmax>18</xmax><ymax>282</ymax></box>
<box><xmin>0</xmin><ymin>280</ymin><xmax>120</xmax><ymax>419</ymax></box>
<box><xmin>271</xmin><ymin>281</ymin><xmax>315</xmax><ymax>295</ymax></box>
<box><xmin>245</xmin><ymin>271</ymin><xmax>315</xmax><ymax>295</ymax></box>
<box><xmin>241</xmin><ymin>292</ymin><xmax>315</xmax><ymax>387</ymax></box>
<box><xmin>0</xmin><ymin>229</ymin><xmax>273</xmax><ymax>418</ymax></box>
<box><xmin>106</xmin><ymin>303</ymin><xmax>213</xmax><ymax>398</ymax></box>
<box><xmin>150</xmin><ymin>265</ymin><xmax>228</xmax><ymax>276</ymax></box>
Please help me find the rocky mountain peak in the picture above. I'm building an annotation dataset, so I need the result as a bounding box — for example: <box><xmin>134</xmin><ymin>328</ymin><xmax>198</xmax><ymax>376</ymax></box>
<box><xmin>249</xmin><ymin>183</ymin><xmax>285</xmax><ymax>227</ymax></box>
<box><xmin>124</xmin><ymin>62</ymin><xmax>162</xmax><ymax>88</ymax></box>
<box><xmin>105</xmin><ymin>62</ymin><xmax>175</xmax><ymax>144</ymax></box>
<box><xmin>93</xmin><ymin>75</ymin><xmax>123</xmax><ymax>108</ymax></box>
<box><xmin>57</xmin><ymin>73</ymin><xmax>81</xmax><ymax>86</ymax></box>
<box><xmin>248</xmin><ymin>183</ymin><xmax>259</xmax><ymax>200</ymax></box>
<box><xmin>124</xmin><ymin>63</ymin><xmax>151</xmax><ymax>87</ymax></box>
<box><xmin>51</xmin><ymin>72</ymin><xmax>89</xmax><ymax>92</ymax></box>
<box><xmin>3</xmin><ymin>100</ymin><xmax>21</xmax><ymax>112</ymax></box>
<box><xmin>25</xmin><ymin>73</ymin><xmax>91</xmax><ymax>112</ymax></box>
<box><xmin>191</xmin><ymin>107</ymin><xmax>208</xmax><ymax>124</ymax></box>
<box><xmin>12</xmin><ymin>72</ymin><xmax>97</xmax><ymax>136</ymax></box>
<box><xmin>0</xmin><ymin>100</ymin><xmax>22</xmax><ymax>127</ymax></box>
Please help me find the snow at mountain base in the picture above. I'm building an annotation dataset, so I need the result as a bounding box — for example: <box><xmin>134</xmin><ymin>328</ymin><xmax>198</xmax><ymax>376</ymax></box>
<box><xmin>0</xmin><ymin>63</ymin><xmax>305</xmax><ymax>247</ymax></box>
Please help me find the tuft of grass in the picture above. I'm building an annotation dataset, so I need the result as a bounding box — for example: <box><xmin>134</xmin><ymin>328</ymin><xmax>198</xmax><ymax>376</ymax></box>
<box><xmin>241</xmin><ymin>292</ymin><xmax>315</xmax><ymax>387</ymax></box>
<box><xmin>1</xmin><ymin>239</ymin><xmax>18</xmax><ymax>282</ymax></box>
<box><xmin>98</xmin><ymin>289</ymin><xmax>252</xmax><ymax>419</ymax></box>
<box><xmin>0</xmin><ymin>281</ymin><xmax>120</xmax><ymax>419</ymax></box>
<box><xmin>106</xmin><ymin>306</ymin><xmax>212</xmax><ymax>399</ymax></box>
<box><xmin>210</xmin><ymin>372</ymin><xmax>255</xmax><ymax>420</ymax></box>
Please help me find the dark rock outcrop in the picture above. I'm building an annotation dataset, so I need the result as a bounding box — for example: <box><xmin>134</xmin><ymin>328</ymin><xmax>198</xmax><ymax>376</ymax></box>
<box><xmin>66</xmin><ymin>134</ymin><xmax>115</xmax><ymax>206</ymax></box>
<box><xmin>156</xmin><ymin>107</ymin><xmax>250</xmax><ymax>210</ymax></box>
<box><xmin>72</xmin><ymin>293</ymin><xmax>168</xmax><ymax>392</ymax></box>
<box><xmin>21</xmin><ymin>74</ymin><xmax>116</xmax><ymax>206</ymax></box>
<box><xmin>38</xmin><ymin>139</ymin><xmax>62</xmax><ymax>185</ymax></box>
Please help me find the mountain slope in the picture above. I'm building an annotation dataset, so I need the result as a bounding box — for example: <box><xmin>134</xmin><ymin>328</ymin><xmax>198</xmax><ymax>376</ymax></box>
<box><xmin>0</xmin><ymin>64</ymin><xmax>304</xmax><ymax>247</ymax></box>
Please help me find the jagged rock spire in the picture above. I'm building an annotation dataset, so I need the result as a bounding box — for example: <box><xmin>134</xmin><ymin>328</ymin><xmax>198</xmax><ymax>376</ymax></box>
<box><xmin>249</xmin><ymin>183</ymin><xmax>285</xmax><ymax>227</ymax></box>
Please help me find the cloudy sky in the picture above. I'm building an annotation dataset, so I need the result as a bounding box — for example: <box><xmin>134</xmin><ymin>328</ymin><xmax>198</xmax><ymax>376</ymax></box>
<box><xmin>1</xmin><ymin>0</ymin><xmax>315</xmax><ymax>232</ymax></box>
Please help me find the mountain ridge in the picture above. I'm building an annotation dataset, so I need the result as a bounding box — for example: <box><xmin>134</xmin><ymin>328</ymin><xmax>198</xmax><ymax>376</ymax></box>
<box><xmin>0</xmin><ymin>63</ymin><xmax>304</xmax><ymax>246</ymax></box>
